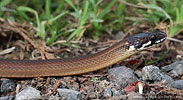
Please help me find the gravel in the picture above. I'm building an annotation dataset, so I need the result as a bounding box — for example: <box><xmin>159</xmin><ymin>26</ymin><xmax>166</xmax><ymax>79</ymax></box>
<box><xmin>127</xmin><ymin>92</ymin><xmax>145</xmax><ymax>100</ymax></box>
<box><xmin>103</xmin><ymin>88</ymin><xmax>112</xmax><ymax>97</ymax></box>
<box><xmin>171</xmin><ymin>80</ymin><xmax>183</xmax><ymax>90</ymax></box>
<box><xmin>142</xmin><ymin>65</ymin><xmax>173</xmax><ymax>83</ymax></box>
<box><xmin>15</xmin><ymin>87</ymin><xmax>41</xmax><ymax>100</ymax></box>
<box><xmin>57</xmin><ymin>88</ymin><xmax>82</xmax><ymax>100</ymax></box>
<box><xmin>108</xmin><ymin>66</ymin><xmax>138</xmax><ymax>88</ymax></box>
<box><xmin>1</xmin><ymin>79</ymin><xmax>16</xmax><ymax>93</ymax></box>
<box><xmin>112</xmin><ymin>90</ymin><xmax>122</xmax><ymax>96</ymax></box>
<box><xmin>48</xmin><ymin>95</ymin><xmax>61</xmax><ymax>100</ymax></box>
<box><xmin>0</xmin><ymin>96</ymin><xmax>14</xmax><ymax>100</ymax></box>
<box><xmin>161</xmin><ymin>61</ymin><xmax>183</xmax><ymax>77</ymax></box>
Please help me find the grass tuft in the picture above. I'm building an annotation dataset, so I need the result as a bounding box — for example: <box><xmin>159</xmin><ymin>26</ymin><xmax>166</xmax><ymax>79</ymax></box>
<box><xmin>0</xmin><ymin>0</ymin><xmax>182</xmax><ymax>45</ymax></box>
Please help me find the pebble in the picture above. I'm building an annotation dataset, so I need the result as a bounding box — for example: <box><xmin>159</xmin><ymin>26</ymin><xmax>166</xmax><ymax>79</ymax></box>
<box><xmin>1</xmin><ymin>79</ymin><xmax>16</xmax><ymax>93</ymax></box>
<box><xmin>114</xmin><ymin>31</ymin><xmax>124</xmax><ymax>40</ymax></box>
<box><xmin>57</xmin><ymin>88</ymin><xmax>82</xmax><ymax>100</ymax></box>
<box><xmin>142</xmin><ymin>65</ymin><xmax>173</xmax><ymax>83</ymax></box>
<box><xmin>135</xmin><ymin>70</ymin><xmax>143</xmax><ymax>78</ymax></box>
<box><xmin>108</xmin><ymin>66</ymin><xmax>138</xmax><ymax>88</ymax></box>
<box><xmin>0</xmin><ymin>96</ymin><xmax>14</xmax><ymax>100</ymax></box>
<box><xmin>15</xmin><ymin>87</ymin><xmax>41</xmax><ymax>100</ymax></box>
<box><xmin>161</xmin><ymin>61</ymin><xmax>183</xmax><ymax>77</ymax></box>
<box><xmin>127</xmin><ymin>92</ymin><xmax>145</xmax><ymax>100</ymax></box>
<box><xmin>171</xmin><ymin>80</ymin><xmax>183</xmax><ymax>90</ymax></box>
<box><xmin>48</xmin><ymin>95</ymin><xmax>61</xmax><ymax>100</ymax></box>
<box><xmin>103</xmin><ymin>88</ymin><xmax>112</xmax><ymax>97</ymax></box>
<box><xmin>113</xmin><ymin>90</ymin><xmax>121</xmax><ymax>96</ymax></box>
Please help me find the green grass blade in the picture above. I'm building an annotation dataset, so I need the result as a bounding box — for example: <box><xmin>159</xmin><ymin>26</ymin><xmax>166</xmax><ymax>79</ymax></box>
<box><xmin>0</xmin><ymin>0</ymin><xmax>11</xmax><ymax>6</ymax></box>
<box><xmin>0</xmin><ymin>0</ymin><xmax>12</xmax><ymax>16</ymax></box>
<box><xmin>91</xmin><ymin>18</ymin><xmax>103</xmax><ymax>23</ymax></box>
<box><xmin>64</xmin><ymin>0</ymin><xmax>75</xmax><ymax>9</ymax></box>
<box><xmin>45</xmin><ymin>0</ymin><xmax>51</xmax><ymax>19</ymax></box>
<box><xmin>169</xmin><ymin>25</ymin><xmax>182</xmax><ymax>37</ymax></box>
<box><xmin>180</xmin><ymin>5</ymin><xmax>183</xmax><ymax>22</ymax></box>
<box><xmin>99</xmin><ymin>0</ymin><xmax>118</xmax><ymax>18</ymax></box>
<box><xmin>176</xmin><ymin>5</ymin><xmax>183</xmax><ymax>22</ymax></box>
<box><xmin>144</xmin><ymin>4</ymin><xmax>171</xmax><ymax>20</ymax></box>
<box><xmin>17</xmin><ymin>6</ymin><xmax>41</xmax><ymax>36</ymax></box>
<box><xmin>67</xmin><ymin>28</ymin><xmax>82</xmax><ymax>42</ymax></box>
<box><xmin>80</xmin><ymin>1</ymin><xmax>89</xmax><ymax>26</ymax></box>
<box><xmin>145</xmin><ymin>48</ymin><xmax>170</xmax><ymax>65</ymax></box>
<box><xmin>65</xmin><ymin>0</ymin><xmax>81</xmax><ymax>21</ymax></box>
<box><xmin>48</xmin><ymin>11</ymin><xmax>68</xmax><ymax>23</ymax></box>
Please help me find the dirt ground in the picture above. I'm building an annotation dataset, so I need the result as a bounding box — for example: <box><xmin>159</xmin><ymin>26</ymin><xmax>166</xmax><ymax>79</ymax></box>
<box><xmin>0</xmin><ymin>19</ymin><xmax>183</xmax><ymax>100</ymax></box>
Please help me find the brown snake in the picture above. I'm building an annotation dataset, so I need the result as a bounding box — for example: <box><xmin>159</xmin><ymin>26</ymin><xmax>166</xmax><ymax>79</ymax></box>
<box><xmin>0</xmin><ymin>31</ymin><xmax>166</xmax><ymax>78</ymax></box>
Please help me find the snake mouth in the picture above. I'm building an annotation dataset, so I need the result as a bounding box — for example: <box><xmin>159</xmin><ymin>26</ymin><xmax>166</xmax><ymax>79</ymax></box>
<box><xmin>155</xmin><ymin>37</ymin><xmax>166</xmax><ymax>44</ymax></box>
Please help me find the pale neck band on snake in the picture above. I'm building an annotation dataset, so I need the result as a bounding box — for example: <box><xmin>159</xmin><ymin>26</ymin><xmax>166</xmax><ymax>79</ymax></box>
<box><xmin>0</xmin><ymin>31</ymin><xmax>166</xmax><ymax>78</ymax></box>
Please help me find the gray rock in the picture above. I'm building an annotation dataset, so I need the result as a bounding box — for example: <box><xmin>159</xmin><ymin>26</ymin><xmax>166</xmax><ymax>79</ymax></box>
<box><xmin>142</xmin><ymin>65</ymin><xmax>173</xmax><ymax>83</ymax></box>
<box><xmin>108</xmin><ymin>66</ymin><xmax>138</xmax><ymax>88</ymax></box>
<box><xmin>172</xmin><ymin>80</ymin><xmax>183</xmax><ymax>90</ymax></box>
<box><xmin>127</xmin><ymin>92</ymin><xmax>145</xmax><ymax>100</ymax></box>
<box><xmin>1</xmin><ymin>79</ymin><xmax>16</xmax><ymax>93</ymax></box>
<box><xmin>57</xmin><ymin>88</ymin><xmax>82</xmax><ymax>100</ymax></box>
<box><xmin>113</xmin><ymin>90</ymin><xmax>121</xmax><ymax>96</ymax></box>
<box><xmin>103</xmin><ymin>88</ymin><xmax>112</xmax><ymax>97</ymax></box>
<box><xmin>114</xmin><ymin>31</ymin><xmax>125</xmax><ymax>40</ymax></box>
<box><xmin>15</xmin><ymin>87</ymin><xmax>41</xmax><ymax>100</ymax></box>
<box><xmin>162</xmin><ymin>61</ymin><xmax>183</xmax><ymax>77</ymax></box>
<box><xmin>0</xmin><ymin>96</ymin><xmax>14</xmax><ymax>100</ymax></box>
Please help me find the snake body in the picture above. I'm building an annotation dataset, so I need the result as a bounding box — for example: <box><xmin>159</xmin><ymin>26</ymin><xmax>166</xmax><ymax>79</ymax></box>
<box><xmin>0</xmin><ymin>31</ymin><xmax>166</xmax><ymax>78</ymax></box>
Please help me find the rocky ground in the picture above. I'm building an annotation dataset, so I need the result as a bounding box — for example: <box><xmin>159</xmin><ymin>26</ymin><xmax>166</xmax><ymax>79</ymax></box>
<box><xmin>1</xmin><ymin>62</ymin><xmax>183</xmax><ymax>100</ymax></box>
<box><xmin>0</xmin><ymin>19</ymin><xmax>183</xmax><ymax>100</ymax></box>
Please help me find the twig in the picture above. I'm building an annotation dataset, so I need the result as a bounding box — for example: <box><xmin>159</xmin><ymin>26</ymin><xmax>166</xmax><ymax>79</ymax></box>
<box><xmin>52</xmin><ymin>79</ymin><xmax>61</xmax><ymax>95</ymax></box>
<box><xmin>166</xmin><ymin>37</ymin><xmax>183</xmax><ymax>44</ymax></box>
<box><xmin>0</xmin><ymin>20</ymin><xmax>46</xmax><ymax>59</ymax></box>
<box><xmin>0</xmin><ymin>25</ymin><xmax>38</xmax><ymax>48</ymax></box>
<box><xmin>0</xmin><ymin>47</ymin><xmax>15</xmax><ymax>55</ymax></box>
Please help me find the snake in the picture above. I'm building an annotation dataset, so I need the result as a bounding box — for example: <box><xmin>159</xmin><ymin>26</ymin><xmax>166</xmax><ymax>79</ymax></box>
<box><xmin>0</xmin><ymin>31</ymin><xmax>166</xmax><ymax>78</ymax></box>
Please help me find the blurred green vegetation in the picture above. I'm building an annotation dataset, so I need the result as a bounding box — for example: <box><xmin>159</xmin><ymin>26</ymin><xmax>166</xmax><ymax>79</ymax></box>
<box><xmin>0</xmin><ymin>0</ymin><xmax>182</xmax><ymax>45</ymax></box>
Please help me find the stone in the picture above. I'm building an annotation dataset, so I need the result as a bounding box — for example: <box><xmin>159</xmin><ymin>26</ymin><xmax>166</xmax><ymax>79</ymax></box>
<box><xmin>142</xmin><ymin>65</ymin><xmax>173</xmax><ymax>83</ymax></box>
<box><xmin>162</xmin><ymin>61</ymin><xmax>183</xmax><ymax>77</ymax></box>
<box><xmin>15</xmin><ymin>87</ymin><xmax>41</xmax><ymax>100</ymax></box>
<box><xmin>57</xmin><ymin>88</ymin><xmax>82</xmax><ymax>100</ymax></box>
<box><xmin>115</xmin><ymin>31</ymin><xmax>124</xmax><ymax>40</ymax></box>
<box><xmin>1</xmin><ymin>79</ymin><xmax>16</xmax><ymax>93</ymax></box>
<box><xmin>103</xmin><ymin>88</ymin><xmax>112</xmax><ymax>97</ymax></box>
<box><xmin>127</xmin><ymin>92</ymin><xmax>145</xmax><ymax>100</ymax></box>
<box><xmin>113</xmin><ymin>90</ymin><xmax>121</xmax><ymax>96</ymax></box>
<box><xmin>171</xmin><ymin>80</ymin><xmax>183</xmax><ymax>90</ymax></box>
<box><xmin>0</xmin><ymin>96</ymin><xmax>14</xmax><ymax>100</ymax></box>
<box><xmin>108</xmin><ymin>66</ymin><xmax>138</xmax><ymax>88</ymax></box>
<box><xmin>48</xmin><ymin>95</ymin><xmax>61</xmax><ymax>100</ymax></box>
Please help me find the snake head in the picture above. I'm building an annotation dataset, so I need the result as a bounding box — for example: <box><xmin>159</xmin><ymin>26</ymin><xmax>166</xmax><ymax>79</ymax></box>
<box><xmin>125</xmin><ymin>31</ymin><xmax>167</xmax><ymax>51</ymax></box>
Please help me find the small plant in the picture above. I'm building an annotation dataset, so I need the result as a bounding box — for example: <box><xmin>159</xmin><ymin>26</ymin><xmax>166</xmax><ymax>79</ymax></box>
<box><xmin>64</xmin><ymin>0</ymin><xmax>121</xmax><ymax>41</ymax></box>
<box><xmin>129</xmin><ymin>0</ymin><xmax>183</xmax><ymax>37</ymax></box>
<box><xmin>0</xmin><ymin>0</ymin><xmax>126</xmax><ymax>45</ymax></box>
<box><xmin>0</xmin><ymin>0</ymin><xmax>182</xmax><ymax>45</ymax></box>
<box><xmin>17</xmin><ymin>4</ymin><xmax>68</xmax><ymax>45</ymax></box>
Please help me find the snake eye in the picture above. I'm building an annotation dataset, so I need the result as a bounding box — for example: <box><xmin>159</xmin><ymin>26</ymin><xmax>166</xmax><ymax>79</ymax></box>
<box><xmin>150</xmin><ymin>35</ymin><xmax>156</xmax><ymax>41</ymax></box>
